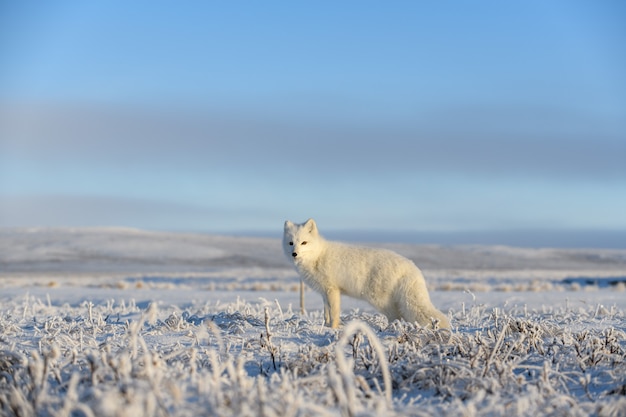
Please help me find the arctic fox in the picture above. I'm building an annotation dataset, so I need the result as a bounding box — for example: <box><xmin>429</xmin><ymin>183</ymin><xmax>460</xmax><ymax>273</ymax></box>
<box><xmin>283</xmin><ymin>218</ymin><xmax>450</xmax><ymax>329</ymax></box>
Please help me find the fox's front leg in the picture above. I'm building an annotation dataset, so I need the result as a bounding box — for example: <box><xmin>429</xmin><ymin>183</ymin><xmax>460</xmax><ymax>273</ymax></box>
<box><xmin>322</xmin><ymin>293</ymin><xmax>331</xmax><ymax>325</ymax></box>
<box><xmin>323</xmin><ymin>288</ymin><xmax>341</xmax><ymax>328</ymax></box>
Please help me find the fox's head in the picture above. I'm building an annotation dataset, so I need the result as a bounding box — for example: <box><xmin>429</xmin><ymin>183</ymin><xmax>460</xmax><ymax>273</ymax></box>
<box><xmin>283</xmin><ymin>218</ymin><xmax>322</xmax><ymax>263</ymax></box>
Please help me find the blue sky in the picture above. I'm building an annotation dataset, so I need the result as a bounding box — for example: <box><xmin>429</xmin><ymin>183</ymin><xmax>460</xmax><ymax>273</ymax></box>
<box><xmin>1</xmin><ymin>1</ymin><xmax>625</xmax><ymax>245</ymax></box>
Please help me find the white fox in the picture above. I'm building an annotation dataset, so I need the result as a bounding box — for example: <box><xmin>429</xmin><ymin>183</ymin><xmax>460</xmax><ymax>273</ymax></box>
<box><xmin>283</xmin><ymin>218</ymin><xmax>450</xmax><ymax>329</ymax></box>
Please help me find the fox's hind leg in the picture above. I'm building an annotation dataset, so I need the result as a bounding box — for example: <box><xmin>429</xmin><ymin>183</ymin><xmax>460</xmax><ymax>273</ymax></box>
<box><xmin>322</xmin><ymin>288</ymin><xmax>341</xmax><ymax>328</ymax></box>
<box><xmin>382</xmin><ymin>306</ymin><xmax>402</xmax><ymax>325</ymax></box>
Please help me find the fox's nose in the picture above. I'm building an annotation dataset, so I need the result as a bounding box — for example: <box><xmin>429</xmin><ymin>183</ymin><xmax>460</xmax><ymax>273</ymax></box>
<box><xmin>292</xmin><ymin>252</ymin><xmax>298</xmax><ymax>258</ymax></box>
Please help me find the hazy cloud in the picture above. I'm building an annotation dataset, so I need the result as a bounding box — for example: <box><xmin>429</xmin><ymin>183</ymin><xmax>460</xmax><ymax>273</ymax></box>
<box><xmin>0</xmin><ymin>194</ymin><xmax>279</xmax><ymax>231</ymax></box>
<box><xmin>1</xmin><ymin>102</ymin><xmax>624</xmax><ymax>181</ymax></box>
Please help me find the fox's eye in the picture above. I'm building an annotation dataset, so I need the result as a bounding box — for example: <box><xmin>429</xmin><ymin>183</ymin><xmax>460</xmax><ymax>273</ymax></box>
<box><xmin>289</xmin><ymin>241</ymin><xmax>293</xmax><ymax>246</ymax></box>
<box><xmin>301</xmin><ymin>241</ymin><xmax>308</xmax><ymax>245</ymax></box>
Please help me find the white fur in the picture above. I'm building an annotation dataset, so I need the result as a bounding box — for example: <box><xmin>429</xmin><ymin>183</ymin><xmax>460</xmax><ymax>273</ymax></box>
<box><xmin>283</xmin><ymin>218</ymin><xmax>450</xmax><ymax>329</ymax></box>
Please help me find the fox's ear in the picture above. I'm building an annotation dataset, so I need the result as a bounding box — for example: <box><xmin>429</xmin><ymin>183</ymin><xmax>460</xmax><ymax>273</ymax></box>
<box><xmin>304</xmin><ymin>218</ymin><xmax>317</xmax><ymax>234</ymax></box>
<box><xmin>284</xmin><ymin>220</ymin><xmax>294</xmax><ymax>231</ymax></box>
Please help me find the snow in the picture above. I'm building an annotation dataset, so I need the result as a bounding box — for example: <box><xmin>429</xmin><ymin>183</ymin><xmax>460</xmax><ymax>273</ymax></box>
<box><xmin>1</xmin><ymin>228</ymin><xmax>626</xmax><ymax>416</ymax></box>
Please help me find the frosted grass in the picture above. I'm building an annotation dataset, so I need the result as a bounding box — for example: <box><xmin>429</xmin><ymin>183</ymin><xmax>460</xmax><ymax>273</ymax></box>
<box><xmin>1</xmin><ymin>295</ymin><xmax>624</xmax><ymax>417</ymax></box>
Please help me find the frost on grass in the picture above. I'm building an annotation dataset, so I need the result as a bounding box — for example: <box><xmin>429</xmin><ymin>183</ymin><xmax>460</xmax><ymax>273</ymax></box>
<box><xmin>0</xmin><ymin>295</ymin><xmax>625</xmax><ymax>417</ymax></box>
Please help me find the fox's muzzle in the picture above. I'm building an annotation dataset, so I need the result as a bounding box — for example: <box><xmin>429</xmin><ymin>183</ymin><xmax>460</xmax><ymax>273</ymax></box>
<box><xmin>292</xmin><ymin>252</ymin><xmax>298</xmax><ymax>258</ymax></box>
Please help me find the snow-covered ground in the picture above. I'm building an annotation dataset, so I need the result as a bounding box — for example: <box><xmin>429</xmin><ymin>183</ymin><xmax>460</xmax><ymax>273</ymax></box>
<box><xmin>1</xmin><ymin>228</ymin><xmax>625</xmax><ymax>416</ymax></box>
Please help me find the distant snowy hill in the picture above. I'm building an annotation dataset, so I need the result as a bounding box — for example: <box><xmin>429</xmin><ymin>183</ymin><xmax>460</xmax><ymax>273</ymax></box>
<box><xmin>2</xmin><ymin>228</ymin><xmax>625</xmax><ymax>293</ymax></box>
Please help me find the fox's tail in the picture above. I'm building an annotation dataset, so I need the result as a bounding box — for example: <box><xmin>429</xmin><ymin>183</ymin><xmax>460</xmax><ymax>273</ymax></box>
<box><xmin>397</xmin><ymin>275</ymin><xmax>451</xmax><ymax>329</ymax></box>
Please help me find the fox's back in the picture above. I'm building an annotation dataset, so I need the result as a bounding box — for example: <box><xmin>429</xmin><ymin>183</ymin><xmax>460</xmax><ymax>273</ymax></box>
<box><xmin>314</xmin><ymin>241</ymin><xmax>422</xmax><ymax>298</ymax></box>
<box><xmin>322</xmin><ymin>241</ymin><xmax>416</xmax><ymax>274</ymax></box>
